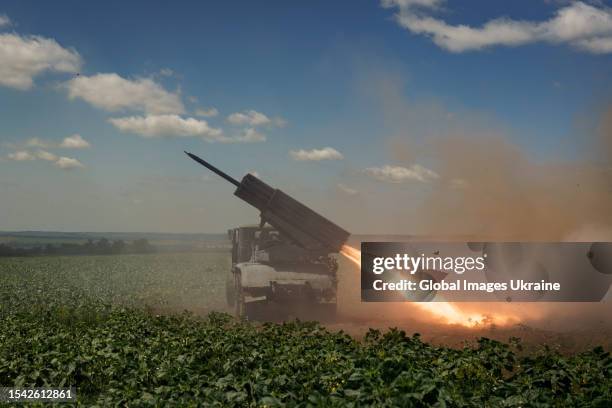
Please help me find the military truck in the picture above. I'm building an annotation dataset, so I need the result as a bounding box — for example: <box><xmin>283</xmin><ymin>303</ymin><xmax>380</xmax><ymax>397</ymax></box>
<box><xmin>185</xmin><ymin>151</ymin><xmax>350</xmax><ymax>320</ymax></box>
<box><xmin>226</xmin><ymin>225</ymin><xmax>338</xmax><ymax>320</ymax></box>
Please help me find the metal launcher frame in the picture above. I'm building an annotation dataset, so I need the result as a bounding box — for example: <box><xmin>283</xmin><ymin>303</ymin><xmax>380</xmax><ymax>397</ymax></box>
<box><xmin>185</xmin><ymin>152</ymin><xmax>350</xmax><ymax>253</ymax></box>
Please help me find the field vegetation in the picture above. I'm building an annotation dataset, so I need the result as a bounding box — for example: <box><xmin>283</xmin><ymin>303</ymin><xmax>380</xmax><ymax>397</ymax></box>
<box><xmin>0</xmin><ymin>253</ymin><xmax>610</xmax><ymax>406</ymax></box>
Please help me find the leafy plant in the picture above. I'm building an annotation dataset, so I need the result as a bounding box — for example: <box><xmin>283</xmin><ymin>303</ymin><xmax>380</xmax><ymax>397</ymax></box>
<box><xmin>0</xmin><ymin>255</ymin><xmax>610</xmax><ymax>406</ymax></box>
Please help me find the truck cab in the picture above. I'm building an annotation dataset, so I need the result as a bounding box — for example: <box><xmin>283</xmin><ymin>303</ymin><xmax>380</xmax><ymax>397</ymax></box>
<box><xmin>226</xmin><ymin>225</ymin><xmax>338</xmax><ymax>320</ymax></box>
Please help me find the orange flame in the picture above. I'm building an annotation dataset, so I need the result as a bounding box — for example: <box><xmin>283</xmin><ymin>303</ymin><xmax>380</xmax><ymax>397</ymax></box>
<box><xmin>340</xmin><ymin>244</ymin><xmax>361</xmax><ymax>266</ymax></box>
<box><xmin>340</xmin><ymin>244</ymin><xmax>516</xmax><ymax>328</ymax></box>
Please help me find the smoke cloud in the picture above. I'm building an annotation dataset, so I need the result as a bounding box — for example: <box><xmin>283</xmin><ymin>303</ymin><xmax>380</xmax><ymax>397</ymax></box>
<box><xmin>337</xmin><ymin>62</ymin><xmax>612</xmax><ymax>333</ymax></box>
<box><xmin>360</xmin><ymin>64</ymin><xmax>612</xmax><ymax>241</ymax></box>
<box><xmin>407</xmin><ymin>129</ymin><xmax>612</xmax><ymax>241</ymax></box>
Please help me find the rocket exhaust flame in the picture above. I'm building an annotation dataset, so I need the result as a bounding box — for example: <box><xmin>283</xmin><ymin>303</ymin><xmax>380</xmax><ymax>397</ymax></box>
<box><xmin>340</xmin><ymin>244</ymin><xmax>517</xmax><ymax>328</ymax></box>
<box><xmin>340</xmin><ymin>244</ymin><xmax>361</xmax><ymax>266</ymax></box>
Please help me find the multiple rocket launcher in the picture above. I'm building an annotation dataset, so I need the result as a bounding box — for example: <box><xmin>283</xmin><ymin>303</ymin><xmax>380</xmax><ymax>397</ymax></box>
<box><xmin>185</xmin><ymin>152</ymin><xmax>350</xmax><ymax>254</ymax></box>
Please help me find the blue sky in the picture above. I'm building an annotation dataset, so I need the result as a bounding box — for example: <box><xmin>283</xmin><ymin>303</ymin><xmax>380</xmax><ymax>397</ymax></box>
<box><xmin>1</xmin><ymin>0</ymin><xmax>611</xmax><ymax>233</ymax></box>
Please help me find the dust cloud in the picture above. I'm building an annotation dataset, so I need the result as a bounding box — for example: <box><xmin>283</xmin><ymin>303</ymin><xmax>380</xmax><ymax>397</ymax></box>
<box><xmin>404</xmin><ymin>127</ymin><xmax>612</xmax><ymax>241</ymax></box>
<box><xmin>335</xmin><ymin>64</ymin><xmax>612</xmax><ymax>336</ymax></box>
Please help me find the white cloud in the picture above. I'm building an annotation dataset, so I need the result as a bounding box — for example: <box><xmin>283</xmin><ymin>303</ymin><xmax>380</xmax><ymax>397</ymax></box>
<box><xmin>60</xmin><ymin>134</ymin><xmax>90</xmax><ymax>149</ymax></box>
<box><xmin>108</xmin><ymin>114</ymin><xmax>223</xmax><ymax>141</ymax></box>
<box><xmin>575</xmin><ymin>35</ymin><xmax>612</xmax><ymax>53</ymax></box>
<box><xmin>227</xmin><ymin>110</ymin><xmax>286</xmax><ymax>128</ymax></box>
<box><xmin>364</xmin><ymin>164</ymin><xmax>439</xmax><ymax>183</ymax></box>
<box><xmin>383</xmin><ymin>1</ymin><xmax>612</xmax><ymax>54</ymax></box>
<box><xmin>66</xmin><ymin>73</ymin><xmax>184</xmax><ymax>114</ymax></box>
<box><xmin>290</xmin><ymin>147</ymin><xmax>344</xmax><ymax>161</ymax></box>
<box><xmin>337</xmin><ymin>183</ymin><xmax>359</xmax><ymax>195</ymax></box>
<box><xmin>0</xmin><ymin>33</ymin><xmax>81</xmax><ymax>90</ymax></box>
<box><xmin>195</xmin><ymin>107</ymin><xmax>219</xmax><ymax>117</ymax></box>
<box><xmin>381</xmin><ymin>0</ymin><xmax>441</xmax><ymax>9</ymax></box>
<box><xmin>25</xmin><ymin>137</ymin><xmax>51</xmax><ymax>148</ymax></box>
<box><xmin>7</xmin><ymin>150</ymin><xmax>35</xmax><ymax>161</ymax></box>
<box><xmin>5</xmin><ymin>148</ymin><xmax>84</xmax><ymax>169</ymax></box>
<box><xmin>159</xmin><ymin>68</ymin><xmax>173</xmax><ymax>77</ymax></box>
<box><xmin>227</xmin><ymin>110</ymin><xmax>271</xmax><ymax>126</ymax></box>
<box><xmin>16</xmin><ymin>135</ymin><xmax>89</xmax><ymax>150</ymax></box>
<box><xmin>109</xmin><ymin>115</ymin><xmax>267</xmax><ymax>143</ymax></box>
<box><xmin>0</xmin><ymin>14</ymin><xmax>11</xmax><ymax>27</ymax></box>
<box><xmin>224</xmin><ymin>127</ymin><xmax>266</xmax><ymax>143</ymax></box>
<box><xmin>54</xmin><ymin>156</ymin><xmax>84</xmax><ymax>169</ymax></box>
<box><xmin>35</xmin><ymin>150</ymin><xmax>58</xmax><ymax>161</ymax></box>
<box><xmin>211</xmin><ymin>128</ymin><xmax>266</xmax><ymax>143</ymax></box>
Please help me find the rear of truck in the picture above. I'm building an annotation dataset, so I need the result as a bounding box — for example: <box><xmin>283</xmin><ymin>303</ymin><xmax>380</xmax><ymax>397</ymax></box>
<box><xmin>226</xmin><ymin>226</ymin><xmax>338</xmax><ymax>320</ymax></box>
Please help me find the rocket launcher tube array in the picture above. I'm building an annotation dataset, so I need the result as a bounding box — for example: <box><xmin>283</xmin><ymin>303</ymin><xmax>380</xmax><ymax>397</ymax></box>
<box><xmin>185</xmin><ymin>152</ymin><xmax>350</xmax><ymax>253</ymax></box>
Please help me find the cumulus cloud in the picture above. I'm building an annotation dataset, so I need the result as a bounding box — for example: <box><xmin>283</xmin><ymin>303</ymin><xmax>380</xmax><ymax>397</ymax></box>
<box><xmin>382</xmin><ymin>0</ymin><xmax>612</xmax><ymax>53</ymax></box>
<box><xmin>206</xmin><ymin>128</ymin><xmax>267</xmax><ymax>143</ymax></box>
<box><xmin>5</xmin><ymin>149</ymin><xmax>84</xmax><ymax>170</ymax></box>
<box><xmin>18</xmin><ymin>135</ymin><xmax>90</xmax><ymax>150</ymax></box>
<box><xmin>224</xmin><ymin>127</ymin><xmax>266</xmax><ymax>143</ymax></box>
<box><xmin>159</xmin><ymin>68</ymin><xmax>173</xmax><ymax>77</ymax></box>
<box><xmin>25</xmin><ymin>137</ymin><xmax>51</xmax><ymax>148</ymax></box>
<box><xmin>381</xmin><ymin>0</ymin><xmax>442</xmax><ymax>8</ymax></box>
<box><xmin>576</xmin><ymin>35</ymin><xmax>612</xmax><ymax>53</ymax></box>
<box><xmin>66</xmin><ymin>73</ymin><xmax>184</xmax><ymax>114</ymax></box>
<box><xmin>364</xmin><ymin>164</ymin><xmax>439</xmax><ymax>183</ymax></box>
<box><xmin>227</xmin><ymin>110</ymin><xmax>286</xmax><ymax>128</ymax></box>
<box><xmin>0</xmin><ymin>14</ymin><xmax>11</xmax><ymax>27</ymax></box>
<box><xmin>227</xmin><ymin>110</ymin><xmax>270</xmax><ymax>126</ymax></box>
<box><xmin>7</xmin><ymin>150</ymin><xmax>35</xmax><ymax>161</ymax></box>
<box><xmin>108</xmin><ymin>114</ymin><xmax>223</xmax><ymax>141</ymax></box>
<box><xmin>289</xmin><ymin>147</ymin><xmax>344</xmax><ymax>161</ymax></box>
<box><xmin>195</xmin><ymin>107</ymin><xmax>219</xmax><ymax>117</ymax></box>
<box><xmin>35</xmin><ymin>150</ymin><xmax>58</xmax><ymax>161</ymax></box>
<box><xmin>109</xmin><ymin>114</ymin><xmax>268</xmax><ymax>143</ymax></box>
<box><xmin>0</xmin><ymin>33</ymin><xmax>81</xmax><ymax>90</ymax></box>
<box><xmin>337</xmin><ymin>183</ymin><xmax>359</xmax><ymax>195</ymax></box>
<box><xmin>54</xmin><ymin>156</ymin><xmax>84</xmax><ymax>169</ymax></box>
<box><xmin>60</xmin><ymin>134</ymin><xmax>90</xmax><ymax>149</ymax></box>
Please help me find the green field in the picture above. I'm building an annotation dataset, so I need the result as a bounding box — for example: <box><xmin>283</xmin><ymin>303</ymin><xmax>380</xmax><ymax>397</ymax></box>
<box><xmin>0</xmin><ymin>252</ymin><xmax>231</xmax><ymax>314</ymax></box>
<box><xmin>1</xmin><ymin>254</ymin><xmax>611</xmax><ymax>406</ymax></box>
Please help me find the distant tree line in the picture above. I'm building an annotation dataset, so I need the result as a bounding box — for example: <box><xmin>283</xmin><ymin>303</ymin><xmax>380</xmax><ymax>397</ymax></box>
<box><xmin>0</xmin><ymin>238</ymin><xmax>156</xmax><ymax>257</ymax></box>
